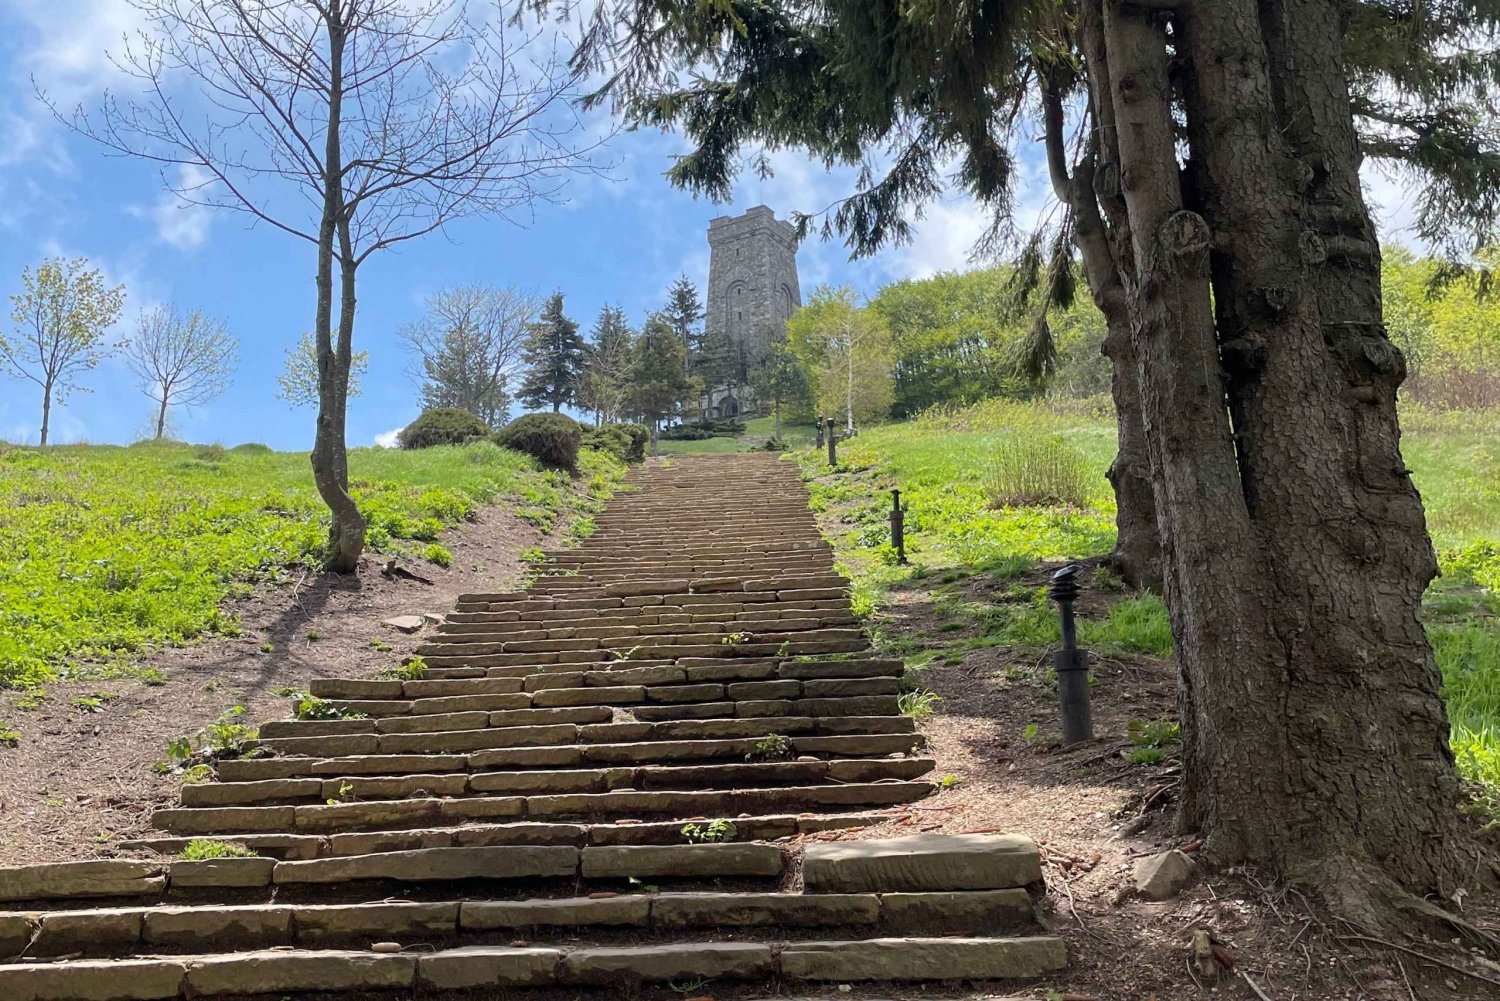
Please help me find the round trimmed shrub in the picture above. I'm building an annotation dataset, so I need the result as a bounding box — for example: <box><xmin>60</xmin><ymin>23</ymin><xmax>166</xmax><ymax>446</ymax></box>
<box><xmin>397</xmin><ymin>408</ymin><xmax>491</xmax><ymax>449</ymax></box>
<box><xmin>494</xmin><ymin>413</ymin><xmax>581</xmax><ymax>472</ymax></box>
<box><xmin>582</xmin><ymin>422</ymin><xmax>649</xmax><ymax>463</ymax></box>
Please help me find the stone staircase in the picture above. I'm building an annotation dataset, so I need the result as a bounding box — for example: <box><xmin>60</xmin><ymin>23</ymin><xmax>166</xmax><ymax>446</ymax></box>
<box><xmin>0</xmin><ymin>452</ymin><xmax>1065</xmax><ymax>998</ymax></box>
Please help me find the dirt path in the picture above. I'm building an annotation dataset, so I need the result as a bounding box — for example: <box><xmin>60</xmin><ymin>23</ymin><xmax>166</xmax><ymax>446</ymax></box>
<box><xmin>0</xmin><ymin>506</ymin><xmax>542</xmax><ymax>864</ymax></box>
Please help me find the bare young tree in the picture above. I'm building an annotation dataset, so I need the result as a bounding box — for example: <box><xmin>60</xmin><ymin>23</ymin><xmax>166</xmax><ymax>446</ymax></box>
<box><xmin>1</xmin><ymin>258</ymin><xmax>126</xmax><ymax>446</ymax></box>
<box><xmin>123</xmin><ymin>304</ymin><xmax>238</xmax><ymax>439</ymax></box>
<box><xmin>51</xmin><ymin>0</ymin><xmax>606</xmax><ymax>570</ymax></box>
<box><xmin>400</xmin><ymin>283</ymin><xmax>537</xmax><ymax>428</ymax></box>
<box><xmin>277</xmin><ymin>331</ymin><xmax>369</xmax><ymax>409</ymax></box>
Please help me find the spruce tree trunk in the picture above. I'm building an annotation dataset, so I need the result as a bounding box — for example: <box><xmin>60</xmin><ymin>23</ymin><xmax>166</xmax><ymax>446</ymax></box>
<box><xmin>1040</xmin><ymin>61</ymin><xmax>1162</xmax><ymax>592</ymax></box>
<box><xmin>1097</xmin><ymin>1</ymin><xmax>1276</xmax><ymax>851</ymax></box>
<box><xmin>1166</xmin><ymin>0</ymin><xmax>1470</xmax><ymax>919</ymax></box>
<box><xmin>309</xmin><ymin>5</ymin><xmax>366</xmax><ymax>574</ymax></box>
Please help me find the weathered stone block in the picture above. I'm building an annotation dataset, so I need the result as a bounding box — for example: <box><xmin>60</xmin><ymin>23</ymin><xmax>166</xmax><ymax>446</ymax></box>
<box><xmin>418</xmin><ymin>946</ymin><xmax>563</xmax><ymax>989</ymax></box>
<box><xmin>580</xmin><ymin>843</ymin><xmax>783</xmax><ymax>878</ymax></box>
<box><xmin>374</xmin><ymin>710</ymin><xmax>489</xmax><ymax>734</ymax></box>
<box><xmin>801</xmin><ymin>677</ymin><xmax>901</xmax><ymax>698</ymax></box>
<box><xmin>727</xmin><ymin>680</ymin><xmax>802</xmax><ymax>700</ymax></box>
<box><xmin>651</xmin><ymin>892</ymin><xmax>878</xmax><ymax>928</ymax></box>
<box><xmin>803</xmin><ymin>834</ymin><xmax>1041</xmax><ymax>893</ymax></box>
<box><xmin>562</xmin><ymin>943</ymin><xmax>772</xmax><ymax>984</ymax></box>
<box><xmin>273</xmin><ymin>845</ymin><xmax>577</xmax><ymax>884</ymax></box>
<box><xmin>309</xmin><ymin>678</ymin><xmax>403</xmax><ymax>699</ymax></box>
<box><xmin>879</xmin><ymin>889</ymin><xmax>1034</xmax><ymax>930</ymax></box>
<box><xmin>168</xmin><ymin>856</ymin><xmax>278</xmax><ymax>887</ymax></box>
<box><xmin>469</xmin><ymin>768</ymin><xmax>604</xmax><ymax>794</ymax></box>
<box><xmin>461</xmin><ymin>895</ymin><xmax>649</xmax><ymax>929</ymax></box>
<box><xmin>293</xmin><ymin>902</ymin><xmax>459</xmax><ymax>940</ymax></box>
<box><xmin>184</xmin><ymin>950</ymin><xmax>416</xmax><ymax>994</ymax></box>
<box><xmin>0</xmin><ymin>860</ymin><xmax>167</xmax><ymax>901</ymax></box>
<box><xmin>533</xmin><ymin>685</ymin><xmax>645</xmax><ymax>707</ymax></box>
<box><xmin>0</xmin><ymin>959</ymin><xmax>186</xmax><ymax>1000</ymax></box>
<box><xmin>778</xmin><ymin>936</ymin><xmax>1066</xmax><ymax>980</ymax></box>
<box><xmin>143</xmin><ymin>905</ymin><xmax>293</xmax><ymax>948</ymax></box>
<box><xmin>645</xmin><ymin>683</ymin><xmax>724</xmax><ymax>703</ymax></box>
<box><xmin>0</xmin><ymin>912</ymin><xmax>36</xmax><ymax>958</ymax></box>
<box><xmin>33</xmin><ymin>909</ymin><xmax>144</xmax><ymax>954</ymax></box>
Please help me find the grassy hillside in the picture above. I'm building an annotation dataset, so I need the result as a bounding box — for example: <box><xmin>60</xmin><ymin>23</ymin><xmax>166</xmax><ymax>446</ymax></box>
<box><xmin>0</xmin><ymin>439</ymin><xmax>624</xmax><ymax>690</ymax></box>
<box><xmin>657</xmin><ymin>416</ymin><xmax>818</xmax><ymax>454</ymax></box>
<box><xmin>794</xmin><ymin>398</ymin><xmax>1500</xmax><ymax>817</ymax></box>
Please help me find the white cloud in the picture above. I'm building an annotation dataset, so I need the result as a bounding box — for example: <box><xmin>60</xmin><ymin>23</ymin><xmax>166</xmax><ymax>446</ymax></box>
<box><xmin>146</xmin><ymin>164</ymin><xmax>214</xmax><ymax>250</ymax></box>
<box><xmin>375</xmin><ymin>428</ymin><xmax>403</xmax><ymax>448</ymax></box>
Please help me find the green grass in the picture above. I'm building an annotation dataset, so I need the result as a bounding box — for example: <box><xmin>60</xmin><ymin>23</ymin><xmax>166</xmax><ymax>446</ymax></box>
<box><xmin>656</xmin><ymin>415</ymin><xmax>818</xmax><ymax>454</ymax></box>
<box><xmin>796</xmin><ymin>397</ymin><xmax>1500</xmax><ymax>819</ymax></box>
<box><xmin>0</xmin><ymin>439</ymin><xmax>625</xmax><ymax>688</ymax></box>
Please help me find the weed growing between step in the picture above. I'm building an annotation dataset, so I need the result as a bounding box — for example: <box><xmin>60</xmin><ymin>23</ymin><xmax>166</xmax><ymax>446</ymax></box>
<box><xmin>156</xmin><ymin>705</ymin><xmax>260</xmax><ymax>778</ymax></box>
<box><xmin>178</xmin><ymin>838</ymin><xmax>258</xmax><ymax>860</ymax></box>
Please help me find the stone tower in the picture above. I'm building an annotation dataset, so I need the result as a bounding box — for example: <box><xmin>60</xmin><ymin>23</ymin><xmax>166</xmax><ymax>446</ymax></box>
<box><xmin>703</xmin><ymin>206</ymin><xmax>801</xmax><ymax>416</ymax></box>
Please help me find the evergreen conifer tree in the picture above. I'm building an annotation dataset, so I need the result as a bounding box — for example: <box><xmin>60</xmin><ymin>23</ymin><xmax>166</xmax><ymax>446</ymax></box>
<box><xmin>518</xmin><ymin>292</ymin><xmax>585</xmax><ymax>413</ymax></box>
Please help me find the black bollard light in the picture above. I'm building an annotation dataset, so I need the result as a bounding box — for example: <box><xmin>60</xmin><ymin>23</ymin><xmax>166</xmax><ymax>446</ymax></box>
<box><xmin>826</xmin><ymin>418</ymin><xmax>838</xmax><ymax>467</ymax></box>
<box><xmin>815</xmin><ymin>418</ymin><xmax>825</xmax><ymax>449</ymax></box>
<box><xmin>1048</xmin><ymin>564</ymin><xmax>1094</xmax><ymax>744</ymax></box>
<box><xmin>890</xmin><ymin>488</ymin><xmax>907</xmax><ymax>564</ymax></box>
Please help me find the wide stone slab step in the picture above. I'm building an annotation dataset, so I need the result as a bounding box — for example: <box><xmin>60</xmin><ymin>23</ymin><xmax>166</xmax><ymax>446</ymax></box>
<box><xmin>214</xmin><ymin>732</ymin><xmax>925</xmax><ymax>782</ymax></box>
<box><xmin>121</xmin><ymin>811</ymin><xmax>887</xmax><ymax>860</ymax></box>
<box><xmin>3</xmin><ymin>889</ymin><xmax>1035</xmax><ymax>960</ymax></box>
<box><xmin>152</xmin><ymin>781</ymin><xmax>935</xmax><ymax>835</ymax></box>
<box><xmin>250</xmin><ymin>713</ymin><xmax>915</xmax><ymax>759</ymax></box>
<box><xmin>803</xmin><ymin>834</ymin><xmax>1044</xmax><ymax>893</ymax></box>
<box><xmin>0</xmin><ymin>935</ymin><xmax>1065</xmax><ymax>996</ymax></box>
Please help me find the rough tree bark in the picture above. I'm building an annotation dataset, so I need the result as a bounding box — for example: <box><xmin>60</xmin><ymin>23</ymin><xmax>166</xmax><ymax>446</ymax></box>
<box><xmin>1070</xmin><ymin>0</ymin><xmax>1481</xmax><ymax>929</ymax></box>
<box><xmin>310</xmin><ymin>5</ymin><xmax>366</xmax><ymax>573</ymax></box>
<box><xmin>1169</xmin><ymin>0</ymin><xmax>1473</xmax><ymax>922</ymax></box>
<box><xmin>1040</xmin><ymin>60</ymin><xmax>1162</xmax><ymax>592</ymax></box>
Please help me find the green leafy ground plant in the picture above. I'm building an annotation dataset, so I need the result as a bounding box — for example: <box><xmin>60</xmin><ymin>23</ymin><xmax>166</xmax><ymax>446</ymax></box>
<box><xmin>0</xmin><ymin>439</ymin><xmax>624</xmax><ymax>688</ymax></box>
<box><xmin>795</xmin><ymin>398</ymin><xmax>1500</xmax><ymax>821</ymax></box>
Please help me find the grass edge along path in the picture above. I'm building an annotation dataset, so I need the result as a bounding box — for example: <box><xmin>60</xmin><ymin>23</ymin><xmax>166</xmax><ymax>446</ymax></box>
<box><xmin>790</xmin><ymin>397</ymin><xmax>1500</xmax><ymax>826</ymax></box>
<box><xmin>0</xmin><ymin>439</ymin><xmax>626</xmax><ymax>690</ymax></box>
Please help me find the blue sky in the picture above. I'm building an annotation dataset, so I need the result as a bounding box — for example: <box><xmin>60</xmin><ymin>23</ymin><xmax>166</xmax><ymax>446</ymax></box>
<box><xmin>0</xmin><ymin>1</ymin><xmax>1423</xmax><ymax>450</ymax></box>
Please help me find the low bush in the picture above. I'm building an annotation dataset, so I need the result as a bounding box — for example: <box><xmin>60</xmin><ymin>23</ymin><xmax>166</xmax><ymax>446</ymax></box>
<box><xmin>495</xmin><ymin>413</ymin><xmax>582</xmax><ymax>472</ymax></box>
<box><xmin>582</xmin><ymin>422</ymin><xmax>649</xmax><ymax>463</ymax></box>
<box><xmin>230</xmin><ymin>442</ymin><xmax>272</xmax><ymax>454</ymax></box>
<box><xmin>398</xmin><ymin>408</ymin><xmax>491</xmax><ymax>449</ymax></box>
<box><xmin>981</xmin><ymin>432</ymin><xmax>1093</xmax><ymax>509</ymax></box>
<box><xmin>660</xmin><ymin>418</ymin><xmax>745</xmax><ymax>441</ymax></box>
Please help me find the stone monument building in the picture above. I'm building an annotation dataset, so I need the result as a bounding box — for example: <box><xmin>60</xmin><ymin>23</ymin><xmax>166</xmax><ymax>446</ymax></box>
<box><xmin>701</xmin><ymin>205</ymin><xmax>801</xmax><ymax>418</ymax></box>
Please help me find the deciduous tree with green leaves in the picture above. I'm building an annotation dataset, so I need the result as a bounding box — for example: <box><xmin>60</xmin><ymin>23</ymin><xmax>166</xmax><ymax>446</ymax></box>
<box><xmin>786</xmin><ymin>286</ymin><xmax>893</xmax><ymax>433</ymax></box>
<box><xmin>123</xmin><ymin>304</ymin><xmax>238</xmax><ymax>440</ymax></box>
<box><xmin>2</xmin><ymin>257</ymin><xmax>126</xmax><ymax>446</ymax></box>
<box><xmin>277</xmin><ymin>332</ymin><xmax>368</xmax><ymax>410</ymax></box>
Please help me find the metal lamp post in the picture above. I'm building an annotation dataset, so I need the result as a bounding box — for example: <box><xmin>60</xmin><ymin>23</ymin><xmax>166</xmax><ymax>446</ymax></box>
<box><xmin>1048</xmin><ymin>564</ymin><xmax>1093</xmax><ymax>744</ymax></box>
<box><xmin>890</xmin><ymin>488</ymin><xmax>907</xmax><ymax>564</ymax></box>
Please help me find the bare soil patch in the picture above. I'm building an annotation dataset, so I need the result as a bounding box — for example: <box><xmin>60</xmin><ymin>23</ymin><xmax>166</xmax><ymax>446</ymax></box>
<box><xmin>0</xmin><ymin>506</ymin><xmax>541</xmax><ymax>865</ymax></box>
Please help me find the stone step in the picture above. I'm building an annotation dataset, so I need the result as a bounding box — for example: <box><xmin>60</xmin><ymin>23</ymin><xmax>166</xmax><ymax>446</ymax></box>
<box><xmin>151</xmin><ymin>781</ymin><xmax>935</xmax><ymax>835</ymax></box>
<box><xmin>255</xmin><ymin>711</ymin><xmax>915</xmax><ymax>757</ymax></box>
<box><xmin>180</xmin><ymin>757</ymin><xmax>934</xmax><ymax>806</ymax></box>
<box><xmin>0</xmin><ymin>936</ymin><xmax>1066</xmax><ymax>995</ymax></box>
<box><xmin>121</xmin><ymin>811</ymin><xmax>888</xmax><ymax>860</ymax></box>
<box><xmin>2</xmin><ymin>888</ymin><xmax>1036</xmax><ymax>960</ymax></box>
<box><xmin>0</xmin><ymin>843</ymin><xmax>789</xmax><ymax>907</ymax></box>
<box><xmin>215</xmin><ymin>731</ymin><xmax>925</xmax><ymax>781</ymax></box>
